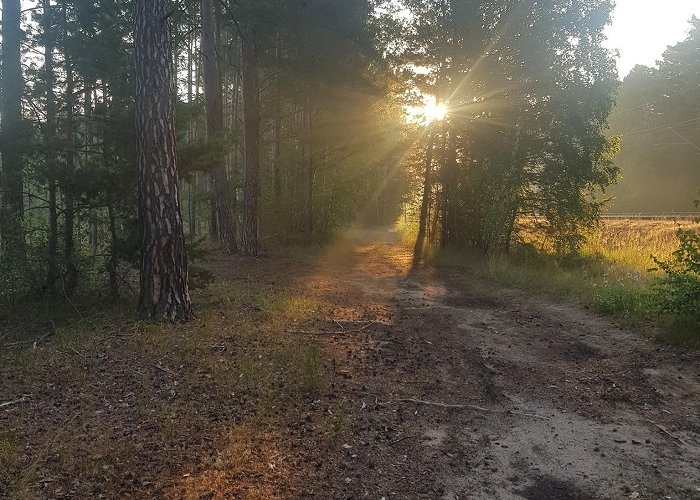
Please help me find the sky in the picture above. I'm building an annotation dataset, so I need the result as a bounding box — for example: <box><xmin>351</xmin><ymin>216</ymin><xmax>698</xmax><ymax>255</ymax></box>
<box><xmin>604</xmin><ymin>0</ymin><xmax>700</xmax><ymax>77</ymax></box>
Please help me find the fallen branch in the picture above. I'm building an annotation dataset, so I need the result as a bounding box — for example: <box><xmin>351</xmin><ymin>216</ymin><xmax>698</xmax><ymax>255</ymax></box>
<box><xmin>3</xmin><ymin>339</ymin><xmax>35</xmax><ymax>348</ymax></box>
<box><xmin>649</xmin><ymin>420</ymin><xmax>689</xmax><ymax>447</ymax></box>
<box><xmin>69</xmin><ymin>346</ymin><xmax>87</xmax><ymax>359</ymax></box>
<box><xmin>3</xmin><ymin>322</ymin><xmax>56</xmax><ymax>349</ymax></box>
<box><xmin>32</xmin><ymin>325</ymin><xmax>56</xmax><ymax>348</ymax></box>
<box><xmin>389</xmin><ymin>434</ymin><xmax>412</xmax><ymax>446</ymax></box>
<box><xmin>286</xmin><ymin>321</ymin><xmax>378</xmax><ymax>335</ymax></box>
<box><xmin>1</xmin><ymin>396</ymin><xmax>28</xmax><ymax>409</ymax></box>
<box><xmin>154</xmin><ymin>363</ymin><xmax>177</xmax><ymax>376</ymax></box>
<box><xmin>369</xmin><ymin>395</ymin><xmax>550</xmax><ymax>420</ymax></box>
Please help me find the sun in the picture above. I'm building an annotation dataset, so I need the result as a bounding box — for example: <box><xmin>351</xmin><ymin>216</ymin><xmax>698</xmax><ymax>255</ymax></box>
<box><xmin>423</xmin><ymin>101</ymin><xmax>447</xmax><ymax>123</ymax></box>
<box><xmin>405</xmin><ymin>97</ymin><xmax>447</xmax><ymax>124</ymax></box>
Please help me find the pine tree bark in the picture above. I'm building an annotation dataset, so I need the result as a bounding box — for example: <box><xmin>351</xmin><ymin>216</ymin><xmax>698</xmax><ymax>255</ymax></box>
<box><xmin>303</xmin><ymin>98</ymin><xmax>314</xmax><ymax>241</ymax></box>
<box><xmin>201</xmin><ymin>0</ymin><xmax>236</xmax><ymax>254</ymax></box>
<box><xmin>240</xmin><ymin>28</ymin><xmax>260</xmax><ymax>257</ymax></box>
<box><xmin>43</xmin><ymin>0</ymin><xmax>58</xmax><ymax>295</ymax></box>
<box><xmin>62</xmin><ymin>0</ymin><xmax>77</xmax><ymax>295</ymax></box>
<box><xmin>412</xmin><ymin>132</ymin><xmax>435</xmax><ymax>270</ymax></box>
<box><xmin>134</xmin><ymin>0</ymin><xmax>192</xmax><ymax>321</ymax></box>
<box><xmin>272</xmin><ymin>33</ymin><xmax>282</xmax><ymax>203</ymax></box>
<box><xmin>0</xmin><ymin>0</ymin><xmax>25</xmax><ymax>250</ymax></box>
<box><xmin>106</xmin><ymin>193</ymin><xmax>119</xmax><ymax>298</ymax></box>
<box><xmin>441</xmin><ymin>129</ymin><xmax>457</xmax><ymax>248</ymax></box>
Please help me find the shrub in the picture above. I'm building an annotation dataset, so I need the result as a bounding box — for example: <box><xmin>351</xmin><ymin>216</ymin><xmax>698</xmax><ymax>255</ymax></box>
<box><xmin>651</xmin><ymin>227</ymin><xmax>700</xmax><ymax>324</ymax></box>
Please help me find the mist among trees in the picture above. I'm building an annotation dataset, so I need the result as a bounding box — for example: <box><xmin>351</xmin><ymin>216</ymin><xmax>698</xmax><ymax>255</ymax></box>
<box><xmin>0</xmin><ymin>0</ymin><xmax>696</xmax><ymax>312</ymax></box>
<box><xmin>609</xmin><ymin>17</ymin><xmax>700</xmax><ymax>213</ymax></box>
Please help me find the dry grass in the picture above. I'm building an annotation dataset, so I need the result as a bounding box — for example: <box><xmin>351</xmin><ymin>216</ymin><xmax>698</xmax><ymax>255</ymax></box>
<box><xmin>583</xmin><ymin>219</ymin><xmax>698</xmax><ymax>271</ymax></box>
<box><xmin>433</xmin><ymin>217</ymin><xmax>700</xmax><ymax>346</ymax></box>
<box><xmin>518</xmin><ymin>217</ymin><xmax>698</xmax><ymax>272</ymax></box>
<box><xmin>0</xmin><ymin>254</ymin><xmax>339</xmax><ymax>498</ymax></box>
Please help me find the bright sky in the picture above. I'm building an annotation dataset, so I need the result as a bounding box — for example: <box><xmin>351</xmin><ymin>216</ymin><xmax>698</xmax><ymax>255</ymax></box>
<box><xmin>604</xmin><ymin>0</ymin><xmax>700</xmax><ymax>77</ymax></box>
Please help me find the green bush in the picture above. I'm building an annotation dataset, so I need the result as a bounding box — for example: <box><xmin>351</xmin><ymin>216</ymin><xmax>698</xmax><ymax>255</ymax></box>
<box><xmin>652</xmin><ymin>228</ymin><xmax>700</xmax><ymax>323</ymax></box>
<box><xmin>591</xmin><ymin>279</ymin><xmax>646</xmax><ymax>318</ymax></box>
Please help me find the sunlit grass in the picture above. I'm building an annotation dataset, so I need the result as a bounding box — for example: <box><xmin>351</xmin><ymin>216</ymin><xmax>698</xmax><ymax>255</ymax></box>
<box><xmin>582</xmin><ymin>219</ymin><xmax>694</xmax><ymax>270</ymax></box>
<box><xmin>430</xmin><ymin>217</ymin><xmax>700</xmax><ymax>347</ymax></box>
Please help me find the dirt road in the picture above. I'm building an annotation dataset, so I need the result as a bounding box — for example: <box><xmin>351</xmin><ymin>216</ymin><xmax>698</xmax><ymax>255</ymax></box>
<box><xmin>294</xmin><ymin>232</ymin><xmax>700</xmax><ymax>499</ymax></box>
<box><xmin>2</xmin><ymin>232</ymin><xmax>698</xmax><ymax>499</ymax></box>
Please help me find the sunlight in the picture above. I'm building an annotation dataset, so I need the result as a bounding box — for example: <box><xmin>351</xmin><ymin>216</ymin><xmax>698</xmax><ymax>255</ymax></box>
<box><xmin>405</xmin><ymin>96</ymin><xmax>447</xmax><ymax>125</ymax></box>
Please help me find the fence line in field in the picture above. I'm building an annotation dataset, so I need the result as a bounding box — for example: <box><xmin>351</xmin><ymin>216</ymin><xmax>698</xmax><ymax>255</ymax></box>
<box><xmin>602</xmin><ymin>213</ymin><xmax>700</xmax><ymax>220</ymax></box>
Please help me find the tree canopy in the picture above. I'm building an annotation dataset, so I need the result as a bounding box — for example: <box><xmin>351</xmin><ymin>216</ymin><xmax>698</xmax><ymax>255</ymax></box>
<box><xmin>609</xmin><ymin>17</ymin><xmax>700</xmax><ymax>213</ymax></box>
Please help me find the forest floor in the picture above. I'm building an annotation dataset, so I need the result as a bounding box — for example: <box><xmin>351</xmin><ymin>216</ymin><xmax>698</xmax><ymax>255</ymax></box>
<box><xmin>1</xmin><ymin>229</ymin><xmax>699</xmax><ymax>499</ymax></box>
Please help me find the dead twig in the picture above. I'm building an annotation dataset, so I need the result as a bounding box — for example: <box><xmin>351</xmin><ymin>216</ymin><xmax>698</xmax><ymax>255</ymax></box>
<box><xmin>154</xmin><ymin>363</ymin><xmax>177</xmax><ymax>376</ymax></box>
<box><xmin>648</xmin><ymin>420</ymin><xmax>689</xmax><ymax>447</ymax></box>
<box><xmin>69</xmin><ymin>346</ymin><xmax>88</xmax><ymax>359</ymax></box>
<box><xmin>3</xmin><ymin>322</ymin><xmax>56</xmax><ymax>349</ymax></box>
<box><xmin>374</xmin><ymin>396</ymin><xmax>550</xmax><ymax>420</ymax></box>
<box><xmin>389</xmin><ymin>434</ymin><xmax>413</xmax><ymax>446</ymax></box>
<box><xmin>32</xmin><ymin>324</ymin><xmax>56</xmax><ymax>348</ymax></box>
<box><xmin>1</xmin><ymin>396</ymin><xmax>28</xmax><ymax>409</ymax></box>
<box><xmin>286</xmin><ymin>321</ymin><xmax>378</xmax><ymax>335</ymax></box>
<box><xmin>3</xmin><ymin>340</ymin><xmax>35</xmax><ymax>347</ymax></box>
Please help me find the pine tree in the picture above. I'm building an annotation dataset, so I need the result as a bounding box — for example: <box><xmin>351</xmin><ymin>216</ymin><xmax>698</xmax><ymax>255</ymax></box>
<box><xmin>134</xmin><ymin>0</ymin><xmax>193</xmax><ymax>320</ymax></box>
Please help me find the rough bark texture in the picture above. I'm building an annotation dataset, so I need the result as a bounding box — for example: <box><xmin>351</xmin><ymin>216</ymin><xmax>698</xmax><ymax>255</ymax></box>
<box><xmin>201</xmin><ymin>0</ymin><xmax>236</xmax><ymax>254</ymax></box>
<box><xmin>272</xmin><ymin>33</ymin><xmax>282</xmax><ymax>202</ymax></box>
<box><xmin>412</xmin><ymin>133</ymin><xmax>435</xmax><ymax>269</ymax></box>
<box><xmin>43</xmin><ymin>0</ymin><xmax>58</xmax><ymax>295</ymax></box>
<box><xmin>441</xmin><ymin>129</ymin><xmax>457</xmax><ymax>248</ymax></box>
<box><xmin>62</xmin><ymin>1</ymin><xmax>77</xmax><ymax>296</ymax></box>
<box><xmin>0</xmin><ymin>0</ymin><xmax>25</xmax><ymax>249</ymax></box>
<box><xmin>134</xmin><ymin>0</ymin><xmax>192</xmax><ymax>321</ymax></box>
<box><xmin>303</xmin><ymin>99</ymin><xmax>314</xmax><ymax>241</ymax></box>
<box><xmin>107</xmin><ymin>194</ymin><xmax>119</xmax><ymax>298</ymax></box>
<box><xmin>240</xmin><ymin>28</ymin><xmax>260</xmax><ymax>257</ymax></box>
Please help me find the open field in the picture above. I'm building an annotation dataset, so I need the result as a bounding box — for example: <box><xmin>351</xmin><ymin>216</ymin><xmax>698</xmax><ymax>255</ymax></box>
<box><xmin>585</xmin><ymin>218</ymin><xmax>699</xmax><ymax>271</ymax></box>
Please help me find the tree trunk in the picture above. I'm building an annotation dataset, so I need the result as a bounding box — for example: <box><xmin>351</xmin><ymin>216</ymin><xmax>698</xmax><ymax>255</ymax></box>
<box><xmin>201</xmin><ymin>0</ymin><xmax>236</xmax><ymax>253</ymax></box>
<box><xmin>62</xmin><ymin>1</ymin><xmax>78</xmax><ymax>296</ymax></box>
<box><xmin>0</xmin><ymin>0</ymin><xmax>25</xmax><ymax>251</ymax></box>
<box><xmin>303</xmin><ymin>98</ymin><xmax>313</xmax><ymax>241</ymax></box>
<box><xmin>441</xmin><ymin>129</ymin><xmax>457</xmax><ymax>248</ymax></box>
<box><xmin>240</xmin><ymin>28</ymin><xmax>260</xmax><ymax>257</ymax></box>
<box><xmin>106</xmin><ymin>193</ymin><xmax>119</xmax><ymax>298</ymax></box>
<box><xmin>43</xmin><ymin>0</ymin><xmax>58</xmax><ymax>295</ymax></box>
<box><xmin>272</xmin><ymin>33</ymin><xmax>282</xmax><ymax>203</ymax></box>
<box><xmin>484</xmin><ymin>111</ymin><xmax>523</xmax><ymax>254</ymax></box>
<box><xmin>85</xmin><ymin>77</ymin><xmax>99</xmax><ymax>253</ymax></box>
<box><xmin>412</xmin><ymin>132</ymin><xmax>435</xmax><ymax>269</ymax></box>
<box><xmin>134</xmin><ymin>0</ymin><xmax>192</xmax><ymax>321</ymax></box>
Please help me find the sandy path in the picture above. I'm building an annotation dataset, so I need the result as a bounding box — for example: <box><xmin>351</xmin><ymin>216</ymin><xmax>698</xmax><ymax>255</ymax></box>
<box><xmin>301</xmin><ymin>232</ymin><xmax>700</xmax><ymax>499</ymax></box>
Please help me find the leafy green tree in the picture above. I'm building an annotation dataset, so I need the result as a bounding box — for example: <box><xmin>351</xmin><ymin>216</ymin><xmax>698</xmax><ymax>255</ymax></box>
<box><xmin>609</xmin><ymin>17</ymin><xmax>700</xmax><ymax>213</ymax></box>
<box><xmin>377</xmin><ymin>0</ymin><xmax>620</xmax><ymax>261</ymax></box>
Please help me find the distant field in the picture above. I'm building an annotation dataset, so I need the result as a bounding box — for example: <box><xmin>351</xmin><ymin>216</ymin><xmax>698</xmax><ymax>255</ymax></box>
<box><xmin>585</xmin><ymin>217</ymin><xmax>699</xmax><ymax>270</ymax></box>
<box><xmin>519</xmin><ymin>216</ymin><xmax>699</xmax><ymax>271</ymax></box>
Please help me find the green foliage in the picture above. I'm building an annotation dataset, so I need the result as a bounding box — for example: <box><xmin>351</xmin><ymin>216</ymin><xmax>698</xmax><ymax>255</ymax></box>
<box><xmin>591</xmin><ymin>278</ymin><xmax>648</xmax><ymax>318</ymax></box>
<box><xmin>379</xmin><ymin>0</ymin><xmax>621</xmax><ymax>255</ymax></box>
<box><xmin>609</xmin><ymin>17</ymin><xmax>700</xmax><ymax>213</ymax></box>
<box><xmin>652</xmin><ymin>228</ymin><xmax>700</xmax><ymax>323</ymax></box>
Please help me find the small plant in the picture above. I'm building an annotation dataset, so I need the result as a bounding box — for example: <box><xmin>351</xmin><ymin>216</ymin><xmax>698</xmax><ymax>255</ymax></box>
<box><xmin>301</xmin><ymin>345</ymin><xmax>322</xmax><ymax>393</ymax></box>
<box><xmin>591</xmin><ymin>278</ymin><xmax>646</xmax><ymax>318</ymax></box>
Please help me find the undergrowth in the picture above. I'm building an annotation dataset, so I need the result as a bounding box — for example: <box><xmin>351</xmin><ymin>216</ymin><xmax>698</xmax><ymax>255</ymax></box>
<box><xmin>431</xmin><ymin>221</ymin><xmax>700</xmax><ymax>348</ymax></box>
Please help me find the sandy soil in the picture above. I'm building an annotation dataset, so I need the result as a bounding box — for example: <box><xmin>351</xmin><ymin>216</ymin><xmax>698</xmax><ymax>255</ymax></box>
<box><xmin>288</xmin><ymin>230</ymin><xmax>700</xmax><ymax>499</ymax></box>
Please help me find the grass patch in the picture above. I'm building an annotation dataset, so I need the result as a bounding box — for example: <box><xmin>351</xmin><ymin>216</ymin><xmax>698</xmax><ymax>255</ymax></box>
<box><xmin>430</xmin><ymin>218</ymin><xmax>700</xmax><ymax>346</ymax></box>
